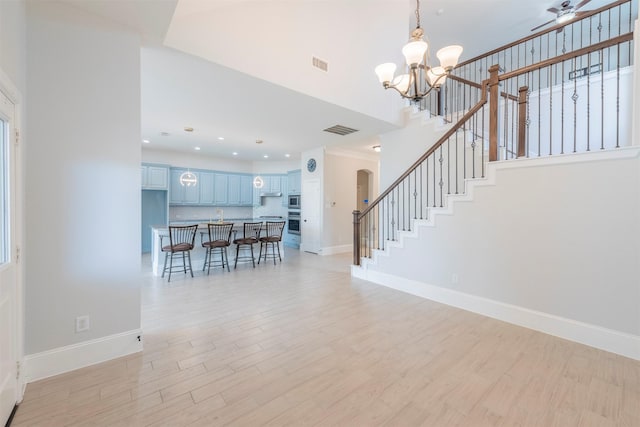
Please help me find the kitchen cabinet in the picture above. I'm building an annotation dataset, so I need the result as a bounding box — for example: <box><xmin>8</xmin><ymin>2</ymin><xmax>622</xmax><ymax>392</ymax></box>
<box><xmin>141</xmin><ymin>164</ymin><xmax>169</xmax><ymax>190</ymax></box>
<box><xmin>252</xmin><ymin>174</ymin><xmax>287</xmax><ymax>205</ymax></box>
<box><xmin>280</xmin><ymin>177</ymin><xmax>289</xmax><ymax>207</ymax></box>
<box><xmin>198</xmin><ymin>172</ymin><xmax>215</xmax><ymax>205</ymax></box>
<box><xmin>213</xmin><ymin>173</ymin><xmax>229</xmax><ymax>205</ymax></box>
<box><xmin>227</xmin><ymin>174</ymin><xmax>253</xmax><ymax>206</ymax></box>
<box><xmin>239</xmin><ymin>175</ymin><xmax>253</xmax><ymax>205</ymax></box>
<box><xmin>169</xmin><ymin>169</ymin><xmax>199</xmax><ymax>204</ymax></box>
<box><xmin>288</xmin><ymin>169</ymin><xmax>301</xmax><ymax>194</ymax></box>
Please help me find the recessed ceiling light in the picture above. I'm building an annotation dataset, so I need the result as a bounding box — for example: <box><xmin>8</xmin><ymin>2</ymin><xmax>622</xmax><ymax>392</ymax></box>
<box><xmin>232</xmin><ymin>152</ymin><xmax>238</xmax><ymax>156</ymax></box>
<box><xmin>218</xmin><ymin>137</ymin><xmax>224</xmax><ymax>141</ymax></box>
<box><xmin>263</xmin><ymin>155</ymin><xmax>269</xmax><ymax>158</ymax></box>
<box><xmin>142</xmin><ymin>139</ymin><xmax>150</xmax><ymax>144</ymax></box>
<box><xmin>256</xmin><ymin>139</ymin><xmax>263</xmax><ymax>144</ymax></box>
<box><xmin>372</xmin><ymin>145</ymin><xmax>381</xmax><ymax>152</ymax></box>
<box><xmin>160</xmin><ymin>132</ymin><xmax>170</xmax><ymax>136</ymax></box>
<box><xmin>285</xmin><ymin>153</ymin><xmax>290</xmax><ymax>158</ymax></box>
<box><xmin>184</xmin><ymin>127</ymin><xmax>194</xmax><ymax>132</ymax></box>
<box><xmin>194</xmin><ymin>146</ymin><xmax>201</xmax><ymax>151</ymax></box>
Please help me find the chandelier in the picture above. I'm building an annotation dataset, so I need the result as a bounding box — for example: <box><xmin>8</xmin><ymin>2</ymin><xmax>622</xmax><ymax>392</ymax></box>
<box><xmin>375</xmin><ymin>0</ymin><xmax>463</xmax><ymax>102</ymax></box>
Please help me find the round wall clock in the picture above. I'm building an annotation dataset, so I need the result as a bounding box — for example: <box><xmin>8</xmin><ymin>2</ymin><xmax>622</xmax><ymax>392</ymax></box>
<box><xmin>307</xmin><ymin>158</ymin><xmax>317</xmax><ymax>173</ymax></box>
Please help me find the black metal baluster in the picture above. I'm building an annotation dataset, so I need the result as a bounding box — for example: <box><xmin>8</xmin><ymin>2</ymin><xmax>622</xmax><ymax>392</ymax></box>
<box><xmin>561</xmin><ymin>60</ymin><xmax>565</xmax><ymax>154</ymax></box>
<box><xmin>586</xmin><ymin>51</ymin><xmax>591</xmax><ymax>151</ymax></box>
<box><xmin>447</xmin><ymin>139</ymin><xmax>451</xmax><ymax>195</ymax></box>
<box><xmin>573</xmin><ymin>56</ymin><xmax>578</xmax><ymax>153</ymax></box>
<box><xmin>481</xmin><ymin>104</ymin><xmax>486</xmax><ymax>178</ymax></box>
<box><xmin>433</xmin><ymin>155</ymin><xmax>436</xmax><ymax>207</ymax></box>
<box><xmin>616</xmin><ymin>42</ymin><xmax>620</xmax><ymax>148</ymax></box>
<box><xmin>549</xmin><ymin>64</ymin><xmax>553</xmax><ymax>156</ymax></box>
<box><xmin>439</xmin><ymin>146</ymin><xmax>444</xmax><ymax>208</ymax></box>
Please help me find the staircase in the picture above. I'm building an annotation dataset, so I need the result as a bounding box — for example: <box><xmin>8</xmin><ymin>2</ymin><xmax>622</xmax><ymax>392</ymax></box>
<box><xmin>351</xmin><ymin>0</ymin><xmax>640</xmax><ymax>360</ymax></box>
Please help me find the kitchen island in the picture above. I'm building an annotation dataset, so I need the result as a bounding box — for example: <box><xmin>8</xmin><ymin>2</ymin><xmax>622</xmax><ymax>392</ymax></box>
<box><xmin>149</xmin><ymin>218</ymin><xmax>286</xmax><ymax>276</ymax></box>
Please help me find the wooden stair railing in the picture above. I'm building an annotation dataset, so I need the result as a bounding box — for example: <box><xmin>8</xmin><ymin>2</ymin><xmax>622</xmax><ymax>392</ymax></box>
<box><xmin>353</xmin><ymin>21</ymin><xmax>635</xmax><ymax>265</ymax></box>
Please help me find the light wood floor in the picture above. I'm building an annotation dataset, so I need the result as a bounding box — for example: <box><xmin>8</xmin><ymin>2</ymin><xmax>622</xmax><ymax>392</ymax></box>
<box><xmin>12</xmin><ymin>250</ymin><xmax>640</xmax><ymax>426</ymax></box>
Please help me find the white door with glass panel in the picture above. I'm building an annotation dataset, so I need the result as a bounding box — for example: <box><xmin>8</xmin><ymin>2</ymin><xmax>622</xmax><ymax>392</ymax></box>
<box><xmin>0</xmin><ymin>89</ymin><xmax>18</xmax><ymax>425</ymax></box>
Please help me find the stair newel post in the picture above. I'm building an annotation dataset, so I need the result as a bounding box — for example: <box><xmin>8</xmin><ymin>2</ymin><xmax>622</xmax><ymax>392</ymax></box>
<box><xmin>518</xmin><ymin>85</ymin><xmax>529</xmax><ymax>158</ymax></box>
<box><xmin>353</xmin><ymin>210</ymin><xmax>361</xmax><ymax>266</ymax></box>
<box><xmin>488</xmin><ymin>64</ymin><xmax>500</xmax><ymax>162</ymax></box>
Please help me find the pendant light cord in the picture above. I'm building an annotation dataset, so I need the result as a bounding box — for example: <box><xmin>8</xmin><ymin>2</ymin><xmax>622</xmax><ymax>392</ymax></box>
<box><xmin>415</xmin><ymin>0</ymin><xmax>421</xmax><ymax>29</ymax></box>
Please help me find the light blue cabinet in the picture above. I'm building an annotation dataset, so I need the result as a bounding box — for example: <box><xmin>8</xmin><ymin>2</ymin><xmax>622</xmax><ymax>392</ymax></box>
<box><xmin>227</xmin><ymin>175</ymin><xmax>241</xmax><ymax>205</ymax></box>
<box><xmin>213</xmin><ymin>173</ymin><xmax>228</xmax><ymax>205</ymax></box>
<box><xmin>169</xmin><ymin>169</ymin><xmax>199</xmax><ymax>204</ymax></box>
<box><xmin>288</xmin><ymin>169</ymin><xmax>301</xmax><ymax>194</ymax></box>
<box><xmin>141</xmin><ymin>164</ymin><xmax>169</xmax><ymax>190</ymax></box>
<box><xmin>168</xmin><ymin>168</ymin><xmax>283</xmax><ymax>207</ymax></box>
<box><xmin>239</xmin><ymin>175</ymin><xmax>253</xmax><ymax>205</ymax></box>
<box><xmin>198</xmin><ymin>172</ymin><xmax>215</xmax><ymax>205</ymax></box>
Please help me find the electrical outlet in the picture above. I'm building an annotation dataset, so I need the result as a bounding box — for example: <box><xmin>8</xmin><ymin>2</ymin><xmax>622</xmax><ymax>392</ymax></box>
<box><xmin>76</xmin><ymin>315</ymin><xmax>90</xmax><ymax>333</ymax></box>
<box><xmin>451</xmin><ymin>273</ymin><xmax>459</xmax><ymax>285</ymax></box>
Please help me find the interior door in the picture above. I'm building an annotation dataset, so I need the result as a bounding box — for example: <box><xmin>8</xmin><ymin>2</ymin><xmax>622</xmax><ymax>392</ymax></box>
<box><xmin>0</xmin><ymin>89</ymin><xmax>18</xmax><ymax>425</ymax></box>
<box><xmin>302</xmin><ymin>179</ymin><xmax>321</xmax><ymax>254</ymax></box>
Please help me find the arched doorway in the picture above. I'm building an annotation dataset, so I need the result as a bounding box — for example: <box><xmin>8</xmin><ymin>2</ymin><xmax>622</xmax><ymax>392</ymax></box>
<box><xmin>356</xmin><ymin>169</ymin><xmax>373</xmax><ymax>212</ymax></box>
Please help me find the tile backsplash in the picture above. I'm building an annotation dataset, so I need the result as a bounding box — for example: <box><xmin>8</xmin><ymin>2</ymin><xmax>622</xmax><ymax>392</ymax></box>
<box><xmin>170</xmin><ymin>197</ymin><xmax>287</xmax><ymax>222</ymax></box>
<box><xmin>170</xmin><ymin>206</ymin><xmax>252</xmax><ymax>222</ymax></box>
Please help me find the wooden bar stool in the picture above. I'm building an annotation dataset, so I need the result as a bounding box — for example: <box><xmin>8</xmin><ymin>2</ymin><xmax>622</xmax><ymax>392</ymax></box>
<box><xmin>201</xmin><ymin>223</ymin><xmax>234</xmax><ymax>274</ymax></box>
<box><xmin>258</xmin><ymin>221</ymin><xmax>286</xmax><ymax>265</ymax></box>
<box><xmin>233</xmin><ymin>222</ymin><xmax>262</xmax><ymax>268</ymax></box>
<box><xmin>161</xmin><ymin>224</ymin><xmax>198</xmax><ymax>282</ymax></box>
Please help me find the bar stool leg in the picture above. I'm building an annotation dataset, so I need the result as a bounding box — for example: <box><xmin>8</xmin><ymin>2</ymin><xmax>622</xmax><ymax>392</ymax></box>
<box><xmin>162</xmin><ymin>252</ymin><xmax>168</xmax><ymax>278</ymax></box>
<box><xmin>223</xmin><ymin>247</ymin><xmax>230</xmax><ymax>272</ymax></box>
<box><xmin>187</xmin><ymin>251</ymin><xmax>194</xmax><ymax>277</ymax></box>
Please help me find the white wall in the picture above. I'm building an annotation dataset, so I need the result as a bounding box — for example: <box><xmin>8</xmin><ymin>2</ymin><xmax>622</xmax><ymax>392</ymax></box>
<box><xmin>366</xmin><ymin>150</ymin><xmax>640</xmax><ymax>339</ymax></box>
<box><xmin>379</xmin><ymin>112</ymin><xmax>451</xmax><ymax>189</ymax></box>
<box><xmin>0</xmin><ymin>0</ymin><xmax>26</xmax><ymax>92</ymax></box>
<box><xmin>25</xmin><ymin>1</ymin><xmax>142</xmax><ymax>359</ymax></box>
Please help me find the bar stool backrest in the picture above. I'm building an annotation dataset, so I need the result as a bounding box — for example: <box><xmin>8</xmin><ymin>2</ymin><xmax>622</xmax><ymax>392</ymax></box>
<box><xmin>207</xmin><ymin>223</ymin><xmax>234</xmax><ymax>244</ymax></box>
<box><xmin>168</xmin><ymin>224</ymin><xmax>198</xmax><ymax>251</ymax></box>
<box><xmin>265</xmin><ymin>221</ymin><xmax>286</xmax><ymax>240</ymax></box>
<box><xmin>243</xmin><ymin>222</ymin><xmax>263</xmax><ymax>241</ymax></box>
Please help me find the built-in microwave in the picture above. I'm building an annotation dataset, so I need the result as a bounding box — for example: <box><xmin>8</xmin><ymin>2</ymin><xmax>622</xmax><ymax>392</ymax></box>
<box><xmin>288</xmin><ymin>194</ymin><xmax>301</xmax><ymax>209</ymax></box>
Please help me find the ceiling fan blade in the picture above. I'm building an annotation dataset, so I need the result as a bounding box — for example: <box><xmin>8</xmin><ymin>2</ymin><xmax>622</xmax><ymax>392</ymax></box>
<box><xmin>547</xmin><ymin>7</ymin><xmax>560</xmax><ymax>13</ymax></box>
<box><xmin>531</xmin><ymin>19</ymin><xmax>556</xmax><ymax>32</ymax></box>
<box><xmin>574</xmin><ymin>0</ymin><xmax>591</xmax><ymax>10</ymax></box>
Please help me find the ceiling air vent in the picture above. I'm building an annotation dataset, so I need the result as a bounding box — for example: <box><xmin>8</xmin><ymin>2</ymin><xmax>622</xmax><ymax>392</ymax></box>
<box><xmin>312</xmin><ymin>56</ymin><xmax>329</xmax><ymax>72</ymax></box>
<box><xmin>323</xmin><ymin>125</ymin><xmax>359</xmax><ymax>136</ymax></box>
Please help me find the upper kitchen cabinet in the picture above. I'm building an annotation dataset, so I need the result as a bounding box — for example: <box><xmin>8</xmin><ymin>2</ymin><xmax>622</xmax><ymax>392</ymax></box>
<box><xmin>288</xmin><ymin>169</ymin><xmax>301</xmax><ymax>194</ymax></box>
<box><xmin>228</xmin><ymin>174</ymin><xmax>253</xmax><ymax>206</ymax></box>
<box><xmin>213</xmin><ymin>173</ymin><xmax>229</xmax><ymax>205</ymax></box>
<box><xmin>169</xmin><ymin>168</ymin><xmax>199</xmax><ymax>205</ymax></box>
<box><xmin>141</xmin><ymin>164</ymin><xmax>169</xmax><ymax>190</ymax></box>
<box><xmin>198</xmin><ymin>172</ymin><xmax>216</xmax><ymax>205</ymax></box>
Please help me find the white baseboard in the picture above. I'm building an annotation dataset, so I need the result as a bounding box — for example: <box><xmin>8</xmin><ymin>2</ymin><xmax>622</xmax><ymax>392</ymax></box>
<box><xmin>24</xmin><ymin>329</ymin><xmax>143</xmax><ymax>383</ymax></box>
<box><xmin>352</xmin><ymin>267</ymin><xmax>640</xmax><ymax>360</ymax></box>
<box><xmin>320</xmin><ymin>244</ymin><xmax>352</xmax><ymax>256</ymax></box>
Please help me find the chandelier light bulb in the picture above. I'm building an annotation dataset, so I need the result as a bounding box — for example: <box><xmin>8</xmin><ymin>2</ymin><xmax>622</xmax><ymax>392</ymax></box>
<box><xmin>402</xmin><ymin>39</ymin><xmax>428</xmax><ymax>66</ymax></box>
<box><xmin>436</xmin><ymin>45</ymin><xmax>464</xmax><ymax>71</ymax></box>
<box><xmin>375</xmin><ymin>63</ymin><xmax>397</xmax><ymax>84</ymax></box>
<box><xmin>426</xmin><ymin>66</ymin><xmax>447</xmax><ymax>87</ymax></box>
<box><xmin>392</xmin><ymin>74</ymin><xmax>411</xmax><ymax>94</ymax></box>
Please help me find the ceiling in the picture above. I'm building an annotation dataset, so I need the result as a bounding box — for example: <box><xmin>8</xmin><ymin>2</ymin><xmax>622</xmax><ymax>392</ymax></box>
<box><xmin>64</xmin><ymin>0</ymin><xmax>616</xmax><ymax>162</ymax></box>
